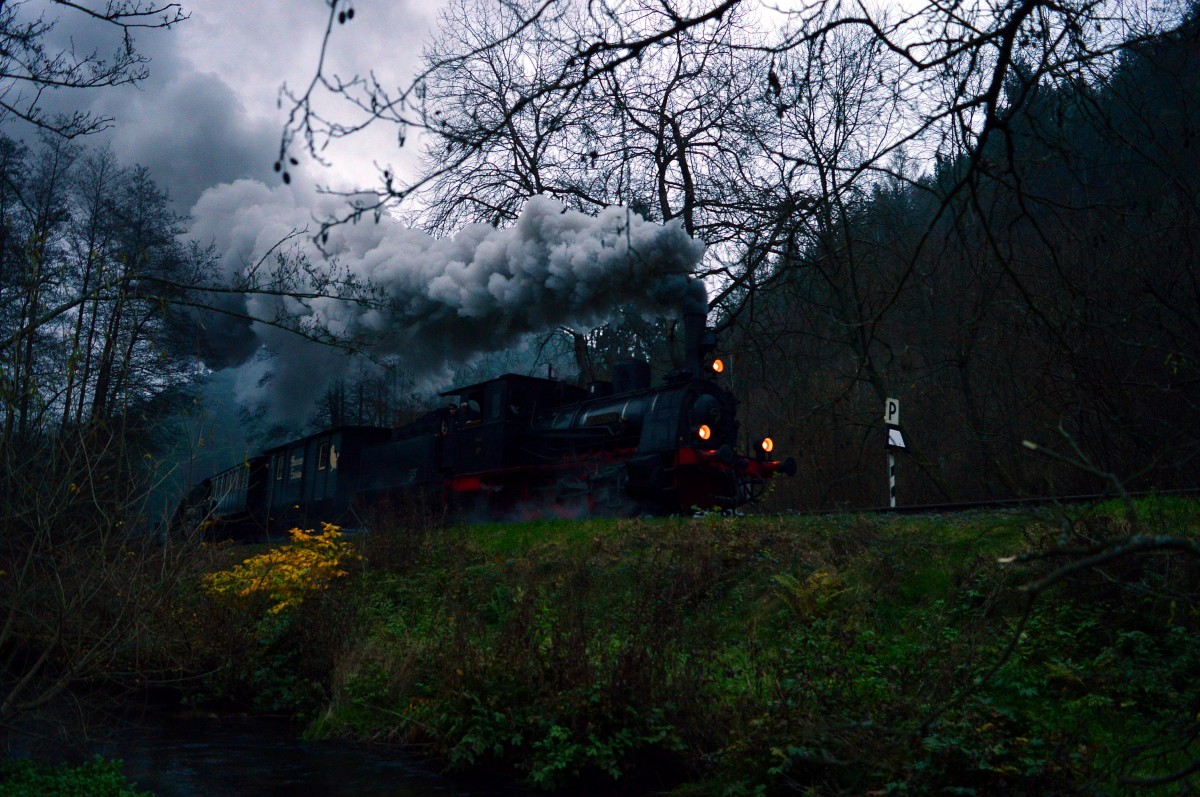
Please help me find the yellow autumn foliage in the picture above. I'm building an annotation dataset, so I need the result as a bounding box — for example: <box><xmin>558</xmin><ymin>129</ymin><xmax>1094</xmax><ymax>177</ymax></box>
<box><xmin>204</xmin><ymin>524</ymin><xmax>359</xmax><ymax>614</ymax></box>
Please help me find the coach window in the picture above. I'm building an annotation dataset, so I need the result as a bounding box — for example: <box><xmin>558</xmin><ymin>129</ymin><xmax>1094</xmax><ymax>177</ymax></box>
<box><xmin>318</xmin><ymin>441</ymin><xmax>331</xmax><ymax>471</ymax></box>
<box><xmin>274</xmin><ymin>455</ymin><xmax>284</xmax><ymax>481</ymax></box>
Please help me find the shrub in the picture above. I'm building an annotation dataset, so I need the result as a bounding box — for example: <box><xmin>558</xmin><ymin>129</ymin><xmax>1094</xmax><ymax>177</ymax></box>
<box><xmin>0</xmin><ymin>756</ymin><xmax>149</xmax><ymax>797</ymax></box>
<box><xmin>198</xmin><ymin>525</ymin><xmax>362</xmax><ymax>714</ymax></box>
<box><xmin>204</xmin><ymin>524</ymin><xmax>360</xmax><ymax>614</ymax></box>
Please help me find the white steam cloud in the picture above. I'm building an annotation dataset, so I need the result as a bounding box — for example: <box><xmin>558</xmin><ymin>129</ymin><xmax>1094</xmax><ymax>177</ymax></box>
<box><xmin>186</xmin><ymin>182</ymin><xmax>706</xmax><ymax>420</ymax></box>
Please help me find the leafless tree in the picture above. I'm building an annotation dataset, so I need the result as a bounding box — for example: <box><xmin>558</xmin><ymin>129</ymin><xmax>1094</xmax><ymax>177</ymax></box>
<box><xmin>0</xmin><ymin>0</ymin><xmax>187</xmax><ymax>138</ymax></box>
<box><xmin>401</xmin><ymin>0</ymin><xmax>765</xmax><ymax>380</ymax></box>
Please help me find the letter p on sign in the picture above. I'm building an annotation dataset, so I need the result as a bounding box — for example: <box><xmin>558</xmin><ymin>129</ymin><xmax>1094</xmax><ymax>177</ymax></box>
<box><xmin>885</xmin><ymin>398</ymin><xmax>900</xmax><ymax>426</ymax></box>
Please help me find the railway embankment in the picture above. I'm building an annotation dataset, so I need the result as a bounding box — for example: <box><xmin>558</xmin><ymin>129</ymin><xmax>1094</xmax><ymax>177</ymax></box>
<box><xmin>178</xmin><ymin>496</ymin><xmax>1200</xmax><ymax>794</ymax></box>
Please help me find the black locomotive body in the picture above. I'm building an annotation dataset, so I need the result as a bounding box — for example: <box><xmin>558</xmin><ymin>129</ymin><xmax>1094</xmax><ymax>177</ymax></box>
<box><xmin>184</xmin><ymin>320</ymin><xmax>794</xmax><ymax>536</ymax></box>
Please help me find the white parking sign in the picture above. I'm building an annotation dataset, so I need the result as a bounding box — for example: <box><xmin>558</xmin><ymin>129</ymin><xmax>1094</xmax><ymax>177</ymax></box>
<box><xmin>885</xmin><ymin>398</ymin><xmax>900</xmax><ymax>426</ymax></box>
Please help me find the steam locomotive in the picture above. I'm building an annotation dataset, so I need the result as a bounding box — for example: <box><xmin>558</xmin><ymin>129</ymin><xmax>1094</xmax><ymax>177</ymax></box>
<box><xmin>181</xmin><ymin>312</ymin><xmax>795</xmax><ymax>536</ymax></box>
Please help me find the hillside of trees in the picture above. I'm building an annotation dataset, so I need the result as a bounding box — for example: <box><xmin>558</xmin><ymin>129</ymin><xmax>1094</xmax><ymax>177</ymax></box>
<box><xmin>733</xmin><ymin>11</ymin><xmax>1200</xmax><ymax>507</ymax></box>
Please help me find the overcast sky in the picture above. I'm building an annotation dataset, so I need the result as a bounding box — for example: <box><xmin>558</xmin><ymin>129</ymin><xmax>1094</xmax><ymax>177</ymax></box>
<box><xmin>74</xmin><ymin>0</ymin><xmax>440</xmax><ymax>213</ymax></box>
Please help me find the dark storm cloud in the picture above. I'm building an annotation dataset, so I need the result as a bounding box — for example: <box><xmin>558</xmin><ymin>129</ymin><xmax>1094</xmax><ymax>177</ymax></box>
<box><xmin>10</xmin><ymin>2</ymin><xmax>276</xmax><ymax>209</ymax></box>
<box><xmin>9</xmin><ymin>1</ymin><xmax>440</xmax><ymax>211</ymax></box>
<box><xmin>91</xmin><ymin>68</ymin><xmax>277</xmax><ymax>210</ymax></box>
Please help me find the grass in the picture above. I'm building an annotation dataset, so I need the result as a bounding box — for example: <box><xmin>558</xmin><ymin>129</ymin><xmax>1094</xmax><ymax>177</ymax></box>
<box><xmin>466</xmin><ymin>515</ymin><xmax>625</xmax><ymax>554</ymax></box>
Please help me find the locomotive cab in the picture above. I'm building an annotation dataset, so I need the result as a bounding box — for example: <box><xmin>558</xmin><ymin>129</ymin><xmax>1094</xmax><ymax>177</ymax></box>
<box><xmin>439</xmin><ymin>375</ymin><xmax>588</xmax><ymax>476</ymax></box>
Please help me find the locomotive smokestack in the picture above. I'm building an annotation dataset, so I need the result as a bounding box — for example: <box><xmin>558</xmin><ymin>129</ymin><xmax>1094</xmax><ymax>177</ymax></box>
<box><xmin>684</xmin><ymin>310</ymin><xmax>706</xmax><ymax>377</ymax></box>
<box><xmin>682</xmin><ymin>279</ymin><xmax>711</xmax><ymax>377</ymax></box>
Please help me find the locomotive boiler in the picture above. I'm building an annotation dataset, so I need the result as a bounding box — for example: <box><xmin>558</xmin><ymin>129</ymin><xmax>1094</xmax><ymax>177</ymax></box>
<box><xmin>182</xmin><ymin>312</ymin><xmax>795</xmax><ymax>536</ymax></box>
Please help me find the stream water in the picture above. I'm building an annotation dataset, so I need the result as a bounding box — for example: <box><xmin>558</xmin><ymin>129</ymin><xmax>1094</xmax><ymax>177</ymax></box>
<box><xmin>13</xmin><ymin>712</ymin><xmax>492</xmax><ymax>797</ymax></box>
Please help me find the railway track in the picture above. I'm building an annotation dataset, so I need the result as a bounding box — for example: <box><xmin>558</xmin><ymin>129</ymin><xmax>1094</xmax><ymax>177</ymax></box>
<box><xmin>817</xmin><ymin>487</ymin><xmax>1200</xmax><ymax>516</ymax></box>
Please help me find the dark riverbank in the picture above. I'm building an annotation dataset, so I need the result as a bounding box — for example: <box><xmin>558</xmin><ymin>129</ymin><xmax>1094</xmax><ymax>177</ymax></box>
<box><xmin>95</xmin><ymin>713</ymin><xmax>459</xmax><ymax>797</ymax></box>
<box><xmin>7</xmin><ymin>710</ymin><xmax>482</xmax><ymax>797</ymax></box>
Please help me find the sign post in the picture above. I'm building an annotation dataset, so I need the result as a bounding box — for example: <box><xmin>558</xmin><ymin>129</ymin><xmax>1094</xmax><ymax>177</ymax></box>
<box><xmin>884</xmin><ymin>398</ymin><xmax>906</xmax><ymax>508</ymax></box>
<box><xmin>888</xmin><ymin>451</ymin><xmax>896</xmax><ymax>508</ymax></box>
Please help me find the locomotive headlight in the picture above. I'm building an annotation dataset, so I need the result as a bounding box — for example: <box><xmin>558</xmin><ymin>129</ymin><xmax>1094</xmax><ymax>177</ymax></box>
<box><xmin>697</xmin><ymin>424</ymin><xmax>712</xmax><ymax>441</ymax></box>
<box><xmin>710</xmin><ymin>358</ymin><xmax>725</xmax><ymax>374</ymax></box>
<box><xmin>760</xmin><ymin>437</ymin><xmax>775</xmax><ymax>454</ymax></box>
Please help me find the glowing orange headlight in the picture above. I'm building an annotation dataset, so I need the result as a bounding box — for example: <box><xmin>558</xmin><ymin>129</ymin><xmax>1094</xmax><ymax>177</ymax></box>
<box><xmin>710</xmin><ymin>358</ymin><xmax>725</xmax><ymax>374</ymax></box>
<box><xmin>697</xmin><ymin>424</ymin><xmax>712</xmax><ymax>441</ymax></box>
<box><xmin>760</xmin><ymin>437</ymin><xmax>774</xmax><ymax>453</ymax></box>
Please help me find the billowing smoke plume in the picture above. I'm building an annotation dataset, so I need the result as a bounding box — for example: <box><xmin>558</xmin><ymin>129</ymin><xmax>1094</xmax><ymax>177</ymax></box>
<box><xmin>186</xmin><ymin>182</ymin><xmax>706</xmax><ymax>419</ymax></box>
